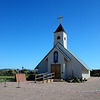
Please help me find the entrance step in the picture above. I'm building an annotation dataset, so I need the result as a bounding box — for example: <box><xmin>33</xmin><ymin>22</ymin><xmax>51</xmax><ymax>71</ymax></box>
<box><xmin>54</xmin><ymin>79</ymin><xmax>64</xmax><ymax>82</ymax></box>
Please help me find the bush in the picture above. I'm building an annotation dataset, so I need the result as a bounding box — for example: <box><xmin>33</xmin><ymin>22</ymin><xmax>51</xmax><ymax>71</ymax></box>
<box><xmin>67</xmin><ymin>77</ymin><xmax>83</xmax><ymax>83</ymax></box>
<box><xmin>26</xmin><ymin>75</ymin><xmax>35</xmax><ymax>81</ymax></box>
<box><xmin>91</xmin><ymin>70</ymin><xmax>100</xmax><ymax>77</ymax></box>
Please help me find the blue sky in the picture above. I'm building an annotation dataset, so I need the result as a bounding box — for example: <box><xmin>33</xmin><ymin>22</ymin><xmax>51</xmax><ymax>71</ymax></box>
<box><xmin>0</xmin><ymin>0</ymin><xmax>100</xmax><ymax>70</ymax></box>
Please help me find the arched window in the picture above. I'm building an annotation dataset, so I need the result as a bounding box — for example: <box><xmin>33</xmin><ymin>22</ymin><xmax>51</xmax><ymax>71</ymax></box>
<box><xmin>57</xmin><ymin>36</ymin><xmax>60</xmax><ymax>40</ymax></box>
<box><xmin>54</xmin><ymin>51</ymin><xmax>58</xmax><ymax>63</ymax></box>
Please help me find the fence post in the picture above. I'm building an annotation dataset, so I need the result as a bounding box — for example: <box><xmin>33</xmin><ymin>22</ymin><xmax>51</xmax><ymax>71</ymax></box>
<box><xmin>4</xmin><ymin>78</ymin><xmax>7</xmax><ymax>87</ymax></box>
<box><xmin>42</xmin><ymin>74</ymin><xmax>44</xmax><ymax>83</ymax></box>
<box><xmin>54</xmin><ymin>72</ymin><xmax>55</xmax><ymax>79</ymax></box>
<box><xmin>46</xmin><ymin>72</ymin><xmax>48</xmax><ymax>83</ymax></box>
<box><xmin>50</xmin><ymin>73</ymin><xmax>52</xmax><ymax>82</ymax></box>
<box><xmin>17</xmin><ymin>80</ymin><xmax>21</xmax><ymax>88</ymax></box>
<box><xmin>35</xmin><ymin>74</ymin><xmax>36</xmax><ymax>83</ymax></box>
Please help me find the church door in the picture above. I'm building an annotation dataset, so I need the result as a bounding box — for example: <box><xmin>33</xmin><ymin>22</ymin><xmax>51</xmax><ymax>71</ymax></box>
<box><xmin>51</xmin><ymin>64</ymin><xmax>61</xmax><ymax>79</ymax></box>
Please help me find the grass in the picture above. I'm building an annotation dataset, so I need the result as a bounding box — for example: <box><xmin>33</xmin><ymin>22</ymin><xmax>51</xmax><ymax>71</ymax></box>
<box><xmin>0</xmin><ymin>76</ymin><xmax>15</xmax><ymax>82</ymax></box>
<box><xmin>0</xmin><ymin>74</ymin><xmax>30</xmax><ymax>82</ymax></box>
<box><xmin>0</xmin><ymin>76</ymin><xmax>15</xmax><ymax>79</ymax></box>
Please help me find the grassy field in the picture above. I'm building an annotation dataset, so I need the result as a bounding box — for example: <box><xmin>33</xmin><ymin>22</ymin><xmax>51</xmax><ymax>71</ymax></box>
<box><xmin>0</xmin><ymin>76</ymin><xmax>15</xmax><ymax>82</ymax></box>
<box><xmin>0</xmin><ymin>75</ymin><xmax>30</xmax><ymax>82</ymax></box>
<box><xmin>0</xmin><ymin>76</ymin><xmax>15</xmax><ymax>79</ymax></box>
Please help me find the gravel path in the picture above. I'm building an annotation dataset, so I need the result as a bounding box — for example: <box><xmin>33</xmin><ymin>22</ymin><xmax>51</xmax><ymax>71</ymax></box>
<box><xmin>0</xmin><ymin>77</ymin><xmax>100</xmax><ymax>100</ymax></box>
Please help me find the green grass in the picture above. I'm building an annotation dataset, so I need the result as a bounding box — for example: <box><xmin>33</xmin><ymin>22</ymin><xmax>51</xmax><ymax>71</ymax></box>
<box><xmin>0</xmin><ymin>74</ymin><xmax>30</xmax><ymax>82</ymax></box>
<box><xmin>0</xmin><ymin>76</ymin><xmax>15</xmax><ymax>79</ymax></box>
<box><xmin>0</xmin><ymin>76</ymin><xmax>15</xmax><ymax>82</ymax></box>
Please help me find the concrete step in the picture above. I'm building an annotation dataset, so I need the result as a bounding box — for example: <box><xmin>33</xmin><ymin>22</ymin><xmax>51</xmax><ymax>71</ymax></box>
<box><xmin>54</xmin><ymin>79</ymin><xmax>64</xmax><ymax>82</ymax></box>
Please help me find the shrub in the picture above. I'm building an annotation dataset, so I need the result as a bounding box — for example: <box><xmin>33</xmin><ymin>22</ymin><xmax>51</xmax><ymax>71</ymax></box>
<box><xmin>67</xmin><ymin>77</ymin><xmax>83</xmax><ymax>83</ymax></box>
<box><xmin>26</xmin><ymin>75</ymin><xmax>35</xmax><ymax>81</ymax></box>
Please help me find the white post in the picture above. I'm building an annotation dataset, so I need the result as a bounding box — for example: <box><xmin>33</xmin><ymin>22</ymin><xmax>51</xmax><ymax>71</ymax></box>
<box><xmin>4</xmin><ymin>78</ymin><xmax>7</xmax><ymax>87</ymax></box>
<box><xmin>17</xmin><ymin>80</ymin><xmax>21</xmax><ymax>88</ymax></box>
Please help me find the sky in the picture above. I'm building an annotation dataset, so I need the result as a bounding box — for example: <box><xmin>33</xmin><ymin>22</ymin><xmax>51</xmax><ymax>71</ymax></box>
<box><xmin>0</xmin><ymin>0</ymin><xmax>100</xmax><ymax>70</ymax></box>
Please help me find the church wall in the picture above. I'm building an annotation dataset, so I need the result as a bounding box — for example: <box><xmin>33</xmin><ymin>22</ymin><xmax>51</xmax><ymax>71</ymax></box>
<box><xmin>64</xmin><ymin>59</ymin><xmax>68</xmax><ymax>79</ymax></box>
<box><xmin>70</xmin><ymin>59</ymin><xmax>82</xmax><ymax>78</ymax></box>
<box><xmin>62</xmin><ymin>63</ymin><xmax>66</xmax><ymax>79</ymax></box>
<box><xmin>37</xmin><ymin>47</ymin><xmax>89</xmax><ymax>79</ymax></box>
<box><xmin>38</xmin><ymin>60</ymin><xmax>48</xmax><ymax>73</ymax></box>
<box><xmin>47</xmin><ymin>48</ymin><xmax>65</xmax><ymax>79</ymax></box>
<box><xmin>64</xmin><ymin>59</ymin><xmax>74</xmax><ymax>80</ymax></box>
<box><xmin>65</xmin><ymin>51</ymin><xmax>83</xmax><ymax>79</ymax></box>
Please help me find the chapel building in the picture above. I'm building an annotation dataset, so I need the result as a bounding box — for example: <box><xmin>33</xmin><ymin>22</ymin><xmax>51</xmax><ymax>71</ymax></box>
<box><xmin>35</xmin><ymin>21</ymin><xmax>90</xmax><ymax>80</ymax></box>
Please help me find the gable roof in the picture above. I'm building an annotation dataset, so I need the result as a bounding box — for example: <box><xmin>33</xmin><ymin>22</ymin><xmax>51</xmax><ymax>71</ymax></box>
<box><xmin>54</xmin><ymin>24</ymin><xmax>65</xmax><ymax>33</ymax></box>
<box><xmin>35</xmin><ymin>47</ymin><xmax>54</xmax><ymax>69</ymax></box>
<box><xmin>67</xmin><ymin>49</ymin><xmax>90</xmax><ymax>70</ymax></box>
<box><xmin>35</xmin><ymin>43</ymin><xmax>70</xmax><ymax>69</ymax></box>
<box><xmin>35</xmin><ymin>42</ymin><xmax>90</xmax><ymax>70</ymax></box>
<box><xmin>56</xmin><ymin>42</ymin><xmax>90</xmax><ymax>70</ymax></box>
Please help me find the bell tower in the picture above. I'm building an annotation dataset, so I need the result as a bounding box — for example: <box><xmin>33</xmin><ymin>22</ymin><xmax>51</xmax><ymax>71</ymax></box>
<box><xmin>54</xmin><ymin>23</ymin><xmax>67</xmax><ymax>49</ymax></box>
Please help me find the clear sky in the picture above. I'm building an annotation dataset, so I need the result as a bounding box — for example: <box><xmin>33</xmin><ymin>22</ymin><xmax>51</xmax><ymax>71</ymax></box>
<box><xmin>0</xmin><ymin>0</ymin><xmax>100</xmax><ymax>70</ymax></box>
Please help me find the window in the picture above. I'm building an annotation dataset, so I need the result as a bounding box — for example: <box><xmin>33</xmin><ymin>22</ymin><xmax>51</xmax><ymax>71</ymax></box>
<box><xmin>54</xmin><ymin>51</ymin><xmax>58</xmax><ymax>63</ymax></box>
<box><xmin>57</xmin><ymin>36</ymin><xmax>60</xmax><ymax>40</ymax></box>
<box><xmin>64</xmin><ymin>37</ymin><xmax>66</xmax><ymax>40</ymax></box>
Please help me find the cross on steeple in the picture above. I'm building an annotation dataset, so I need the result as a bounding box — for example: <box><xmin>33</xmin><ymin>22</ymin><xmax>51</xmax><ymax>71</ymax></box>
<box><xmin>57</xmin><ymin>15</ymin><xmax>63</xmax><ymax>24</ymax></box>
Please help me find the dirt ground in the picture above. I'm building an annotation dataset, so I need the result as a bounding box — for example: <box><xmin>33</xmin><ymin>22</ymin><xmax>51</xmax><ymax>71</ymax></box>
<box><xmin>0</xmin><ymin>77</ymin><xmax>100</xmax><ymax>100</ymax></box>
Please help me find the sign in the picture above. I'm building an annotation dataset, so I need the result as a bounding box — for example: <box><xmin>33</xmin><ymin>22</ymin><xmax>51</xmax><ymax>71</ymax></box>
<box><xmin>16</xmin><ymin>74</ymin><xmax>26</xmax><ymax>82</ymax></box>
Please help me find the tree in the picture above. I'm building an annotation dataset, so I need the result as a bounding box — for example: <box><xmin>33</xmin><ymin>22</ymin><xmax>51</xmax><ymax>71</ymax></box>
<box><xmin>8</xmin><ymin>69</ymin><xmax>15</xmax><ymax>76</ymax></box>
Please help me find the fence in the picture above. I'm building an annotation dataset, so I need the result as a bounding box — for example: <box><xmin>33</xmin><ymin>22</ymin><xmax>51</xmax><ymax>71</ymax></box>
<box><xmin>35</xmin><ymin>72</ymin><xmax>55</xmax><ymax>83</ymax></box>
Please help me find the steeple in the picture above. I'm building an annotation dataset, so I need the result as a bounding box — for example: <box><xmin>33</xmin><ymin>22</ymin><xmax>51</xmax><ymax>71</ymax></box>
<box><xmin>54</xmin><ymin>23</ymin><xmax>67</xmax><ymax>49</ymax></box>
